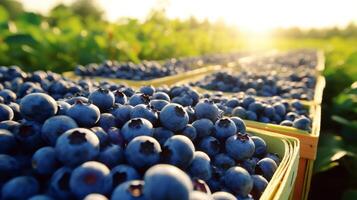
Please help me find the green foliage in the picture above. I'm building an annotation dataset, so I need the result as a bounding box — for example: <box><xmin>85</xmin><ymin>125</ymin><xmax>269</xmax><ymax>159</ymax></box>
<box><xmin>0</xmin><ymin>4</ymin><xmax>242</xmax><ymax>72</ymax></box>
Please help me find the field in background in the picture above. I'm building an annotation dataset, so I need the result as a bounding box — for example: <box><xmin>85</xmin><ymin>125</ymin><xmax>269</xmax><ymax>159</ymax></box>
<box><xmin>0</xmin><ymin>1</ymin><xmax>356</xmax><ymax>199</ymax></box>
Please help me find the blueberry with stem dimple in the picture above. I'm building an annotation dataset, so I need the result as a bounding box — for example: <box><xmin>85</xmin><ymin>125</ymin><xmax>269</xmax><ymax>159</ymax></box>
<box><xmin>55</xmin><ymin>128</ymin><xmax>99</xmax><ymax>167</ymax></box>
<box><xmin>213</xmin><ymin>117</ymin><xmax>237</xmax><ymax>140</ymax></box>
<box><xmin>111</xmin><ymin>180</ymin><xmax>146</xmax><ymax>200</ymax></box>
<box><xmin>226</xmin><ymin>133</ymin><xmax>255</xmax><ymax>161</ymax></box>
<box><xmin>121</xmin><ymin>118</ymin><xmax>153</xmax><ymax>142</ymax></box>
<box><xmin>160</xmin><ymin>103</ymin><xmax>189</xmax><ymax>132</ymax></box>
<box><xmin>88</xmin><ymin>88</ymin><xmax>115</xmax><ymax>111</ymax></box>
<box><xmin>125</xmin><ymin>136</ymin><xmax>161</xmax><ymax>169</ymax></box>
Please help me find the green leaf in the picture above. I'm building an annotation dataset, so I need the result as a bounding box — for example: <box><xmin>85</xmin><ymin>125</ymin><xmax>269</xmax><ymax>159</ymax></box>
<box><xmin>314</xmin><ymin>134</ymin><xmax>346</xmax><ymax>173</ymax></box>
<box><xmin>18</xmin><ymin>12</ymin><xmax>42</xmax><ymax>25</ymax></box>
<box><xmin>4</xmin><ymin>34</ymin><xmax>38</xmax><ymax>45</ymax></box>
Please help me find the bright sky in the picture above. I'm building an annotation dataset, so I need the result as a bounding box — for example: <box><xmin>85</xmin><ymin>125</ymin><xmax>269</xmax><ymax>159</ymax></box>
<box><xmin>19</xmin><ymin>0</ymin><xmax>357</xmax><ymax>32</ymax></box>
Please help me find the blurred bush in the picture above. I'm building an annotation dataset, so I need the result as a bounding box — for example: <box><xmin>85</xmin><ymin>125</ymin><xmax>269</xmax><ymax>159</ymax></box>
<box><xmin>0</xmin><ymin>0</ymin><xmax>243</xmax><ymax>72</ymax></box>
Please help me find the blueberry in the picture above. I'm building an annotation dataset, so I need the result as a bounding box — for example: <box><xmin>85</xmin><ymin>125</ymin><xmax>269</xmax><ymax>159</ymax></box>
<box><xmin>251</xmin><ymin>136</ymin><xmax>267</xmax><ymax>158</ymax></box>
<box><xmin>245</xmin><ymin>111</ymin><xmax>257</xmax><ymax>121</ymax></box>
<box><xmin>185</xmin><ymin>106</ymin><xmax>196</xmax><ymax>123</ymax></box>
<box><xmin>55</xmin><ymin>128</ymin><xmax>99</xmax><ymax>167</ymax></box>
<box><xmin>242</xmin><ymin>96</ymin><xmax>255</xmax><ymax>108</ymax></box>
<box><xmin>0</xmin><ymin>120</ymin><xmax>20</xmax><ymax>133</ymax></box>
<box><xmin>110</xmin><ymin>164</ymin><xmax>141</xmax><ymax>187</ymax></box>
<box><xmin>195</xmin><ymin>99</ymin><xmax>220</xmax><ymax>122</ymax></box>
<box><xmin>1</xmin><ymin>176</ymin><xmax>39</xmax><ymax>200</ymax></box>
<box><xmin>107</xmin><ymin>127</ymin><xmax>125</xmax><ymax>146</ymax></box>
<box><xmin>162</xmin><ymin>135</ymin><xmax>195</xmax><ymax>169</ymax></box>
<box><xmin>128</xmin><ymin>93</ymin><xmax>150</xmax><ymax>106</ymax></box>
<box><xmin>32</xmin><ymin>146</ymin><xmax>59</xmax><ymax>175</ymax></box>
<box><xmin>207</xmin><ymin>167</ymin><xmax>224</xmax><ymax>192</ymax></box>
<box><xmin>259</xmin><ymin>116</ymin><xmax>270</xmax><ymax>123</ymax></box>
<box><xmin>0</xmin><ymin>129</ymin><xmax>17</xmax><ymax>153</ymax></box>
<box><xmin>111</xmin><ymin>104</ymin><xmax>133</xmax><ymax>127</ymax></box>
<box><xmin>50</xmin><ymin>167</ymin><xmax>73</xmax><ymax>199</ymax></box>
<box><xmin>114</xmin><ymin>90</ymin><xmax>127</xmax><ymax>104</ymax></box>
<box><xmin>98</xmin><ymin>144</ymin><xmax>124</xmax><ymax>168</ymax></box>
<box><xmin>149</xmin><ymin>99</ymin><xmax>169</xmax><ymax>111</ymax></box>
<box><xmin>285</xmin><ymin>112</ymin><xmax>298</xmax><ymax>121</ymax></box>
<box><xmin>226</xmin><ymin>98</ymin><xmax>239</xmax><ymax>108</ymax></box>
<box><xmin>7</xmin><ymin>102</ymin><xmax>20</xmax><ymax>120</ymax></box>
<box><xmin>273</xmin><ymin>103</ymin><xmax>286</xmax><ymax>117</ymax></box>
<box><xmin>280</xmin><ymin>120</ymin><xmax>293</xmax><ymax>126</ymax></box>
<box><xmin>84</xmin><ymin>193</ymin><xmax>108</xmax><ymax>200</ymax></box>
<box><xmin>66</xmin><ymin>100</ymin><xmax>100</xmax><ymax>127</ymax></box>
<box><xmin>91</xmin><ymin>127</ymin><xmax>110</xmax><ymax>147</ymax></box>
<box><xmin>0</xmin><ymin>154</ymin><xmax>20</xmax><ymax>181</ymax></box>
<box><xmin>15</xmin><ymin>120</ymin><xmax>44</xmax><ymax>151</ymax></box>
<box><xmin>248</xmin><ymin>102</ymin><xmax>264</xmax><ymax>113</ymax></box>
<box><xmin>144</xmin><ymin>164</ymin><xmax>193</xmax><ymax>200</ymax></box>
<box><xmin>56</xmin><ymin>101</ymin><xmax>71</xmax><ymax>115</ymax></box>
<box><xmin>121</xmin><ymin>87</ymin><xmax>135</xmax><ymax>97</ymax></box>
<box><xmin>125</xmin><ymin>136</ymin><xmax>161</xmax><ymax>169</ymax></box>
<box><xmin>265</xmin><ymin>153</ymin><xmax>281</xmax><ymax>166</ymax></box>
<box><xmin>198</xmin><ymin>136</ymin><xmax>221</xmax><ymax>158</ymax></box>
<box><xmin>232</xmin><ymin>106</ymin><xmax>246</xmax><ymax>118</ymax></box>
<box><xmin>130</xmin><ymin>104</ymin><xmax>158</xmax><ymax>124</ymax></box>
<box><xmin>41</xmin><ymin>115</ymin><xmax>78</xmax><ymax>146</ymax></box>
<box><xmin>291</xmin><ymin>99</ymin><xmax>303</xmax><ymax>110</ymax></box>
<box><xmin>271</xmin><ymin>114</ymin><xmax>282</xmax><ymax>123</ymax></box>
<box><xmin>212</xmin><ymin>191</ymin><xmax>236</xmax><ymax>200</ymax></box>
<box><xmin>160</xmin><ymin>103</ymin><xmax>189</xmax><ymax>132</ymax></box>
<box><xmin>251</xmin><ymin>175</ymin><xmax>268</xmax><ymax>199</ymax></box>
<box><xmin>88</xmin><ymin>88</ymin><xmax>115</xmax><ymax>111</ymax></box>
<box><xmin>293</xmin><ymin>116</ymin><xmax>311</xmax><ymax>130</ymax></box>
<box><xmin>20</xmin><ymin>93</ymin><xmax>57</xmax><ymax>122</ymax></box>
<box><xmin>213</xmin><ymin>153</ymin><xmax>236</xmax><ymax>170</ymax></box>
<box><xmin>153</xmin><ymin>127</ymin><xmax>174</xmax><ymax>145</ymax></box>
<box><xmin>188</xmin><ymin>151</ymin><xmax>212</xmax><ymax>181</ymax></box>
<box><xmin>152</xmin><ymin>91</ymin><xmax>171</xmax><ymax>101</ymax></box>
<box><xmin>263</xmin><ymin>105</ymin><xmax>275</xmax><ymax>117</ymax></box>
<box><xmin>121</xmin><ymin>118</ymin><xmax>153</xmax><ymax>142</ymax></box>
<box><xmin>0</xmin><ymin>89</ymin><xmax>16</xmax><ymax>104</ymax></box>
<box><xmin>214</xmin><ymin>118</ymin><xmax>237</xmax><ymax>140</ymax></box>
<box><xmin>224</xmin><ymin>167</ymin><xmax>253</xmax><ymax>197</ymax></box>
<box><xmin>239</xmin><ymin>158</ymin><xmax>258</xmax><ymax>174</ymax></box>
<box><xmin>69</xmin><ymin>161</ymin><xmax>112</xmax><ymax>198</ymax></box>
<box><xmin>226</xmin><ymin>133</ymin><xmax>255</xmax><ymax>161</ymax></box>
<box><xmin>97</xmin><ymin>113</ymin><xmax>116</xmax><ymax>131</ymax></box>
<box><xmin>255</xmin><ymin>158</ymin><xmax>278</xmax><ymax>181</ymax></box>
<box><xmin>112</xmin><ymin>180</ymin><xmax>146</xmax><ymax>200</ymax></box>
<box><xmin>0</xmin><ymin>103</ymin><xmax>14</xmax><ymax>121</ymax></box>
<box><xmin>29</xmin><ymin>195</ymin><xmax>54</xmax><ymax>200</ymax></box>
<box><xmin>230</xmin><ymin>117</ymin><xmax>246</xmax><ymax>134</ymax></box>
<box><xmin>192</xmin><ymin>119</ymin><xmax>214</xmax><ymax>138</ymax></box>
<box><xmin>140</xmin><ymin>85</ymin><xmax>155</xmax><ymax>96</ymax></box>
<box><xmin>181</xmin><ymin>124</ymin><xmax>197</xmax><ymax>141</ymax></box>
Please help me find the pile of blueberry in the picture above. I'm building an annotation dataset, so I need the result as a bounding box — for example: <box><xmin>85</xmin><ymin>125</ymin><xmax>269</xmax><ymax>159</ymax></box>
<box><xmin>75</xmin><ymin>53</ymin><xmax>244</xmax><ymax>80</ymax></box>
<box><xmin>192</xmin><ymin>69</ymin><xmax>316</xmax><ymax>100</ymax></box>
<box><xmin>204</xmin><ymin>92</ymin><xmax>312</xmax><ymax>131</ymax></box>
<box><xmin>0</xmin><ymin>66</ymin><xmax>283</xmax><ymax>200</ymax></box>
<box><xmin>240</xmin><ymin>50</ymin><xmax>318</xmax><ymax>71</ymax></box>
